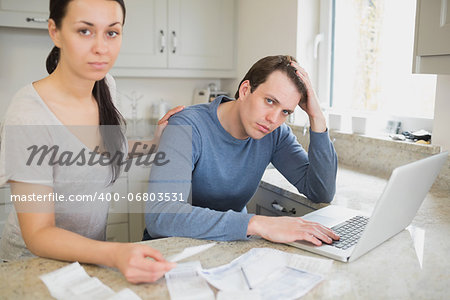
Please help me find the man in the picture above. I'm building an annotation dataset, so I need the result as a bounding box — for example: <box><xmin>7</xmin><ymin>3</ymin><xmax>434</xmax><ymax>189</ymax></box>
<box><xmin>144</xmin><ymin>55</ymin><xmax>339</xmax><ymax>246</ymax></box>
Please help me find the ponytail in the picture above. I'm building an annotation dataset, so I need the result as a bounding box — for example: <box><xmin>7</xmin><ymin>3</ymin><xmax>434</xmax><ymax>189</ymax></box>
<box><xmin>94</xmin><ymin>79</ymin><xmax>127</xmax><ymax>185</ymax></box>
<box><xmin>46</xmin><ymin>46</ymin><xmax>60</xmax><ymax>74</ymax></box>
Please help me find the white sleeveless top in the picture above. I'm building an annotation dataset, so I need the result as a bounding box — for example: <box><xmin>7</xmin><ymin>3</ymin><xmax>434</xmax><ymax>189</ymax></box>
<box><xmin>0</xmin><ymin>75</ymin><xmax>125</xmax><ymax>260</ymax></box>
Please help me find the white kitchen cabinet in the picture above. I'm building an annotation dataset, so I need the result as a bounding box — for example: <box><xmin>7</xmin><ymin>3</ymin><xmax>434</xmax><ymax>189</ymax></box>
<box><xmin>413</xmin><ymin>0</ymin><xmax>450</xmax><ymax>74</ymax></box>
<box><xmin>167</xmin><ymin>0</ymin><xmax>234</xmax><ymax>70</ymax></box>
<box><xmin>0</xmin><ymin>0</ymin><xmax>48</xmax><ymax>29</ymax></box>
<box><xmin>106</xmin><ymin>176</ymin><xmax>129</xmax><ymax>242</ymax></box>
<box><xmin>112</xmin><ymin>0</ymin><xmax>236</xmax><ymax>78</ymax></box>
<box><xmin>127</xmin><ymin>163</ymin><xmax>152</xmax><ymax>243</ymax></box>
<box><xmin>106</xmin><ymin>223</ymin><xmax>129</xmax><ymax>243</ymax></box>
<box><xmin>106</xmin><ymin>157</ymin><xmax>152</xmax><ymax>243</ymax></box>
<box><xmin>114</xmin><ymin>0</ymin><xmax>167</xmax><ymax>70</ymax></box>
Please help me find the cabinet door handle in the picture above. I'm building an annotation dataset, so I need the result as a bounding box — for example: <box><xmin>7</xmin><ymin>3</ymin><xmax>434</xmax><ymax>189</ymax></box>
<box><xmin>313</xmin><ymin>33</ymin><xmax>324</xmax><ymax>59</ymax></box>
<box><xmin>171</xmin><ymin>31</ymin><xmax>177</xmax><ymax>54</ymax></box>
<box><xmin>160</xmin><ymin>30</ymin><xmax>166</xmax><ymax>53</ymax></box>
<box><xmin>26</xmin><ymin>17</ymin><xmax>48</xmax><ymax>23</ymax></box>
<box><xmin>271</xmin><ymin>201</ymin><xmax>296</xmax><ymax>215</ymax></box>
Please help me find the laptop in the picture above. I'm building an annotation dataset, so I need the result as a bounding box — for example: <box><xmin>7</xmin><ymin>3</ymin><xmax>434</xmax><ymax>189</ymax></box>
<box><xmin>287</xmin><ymin>151</ymin><xmax>448</xmax><ymax>262</ymax></box>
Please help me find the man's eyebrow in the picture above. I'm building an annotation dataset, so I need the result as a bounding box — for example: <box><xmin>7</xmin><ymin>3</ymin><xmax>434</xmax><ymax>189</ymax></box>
<box><xmin>266</xmin><ymin>94</ymin><xmax>294</xmax><ymax>113</ymax></box>
<box><xmin>266</xmin><ymin>94</ymin><xmax>280</xmax><ymax>104</ymax></box>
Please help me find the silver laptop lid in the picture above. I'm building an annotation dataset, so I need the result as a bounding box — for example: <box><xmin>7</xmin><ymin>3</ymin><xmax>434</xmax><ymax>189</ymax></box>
<box><xmin>349</xmin><ymin>151</ymin><xmax>448</xmax><ymax>262</ymax></box>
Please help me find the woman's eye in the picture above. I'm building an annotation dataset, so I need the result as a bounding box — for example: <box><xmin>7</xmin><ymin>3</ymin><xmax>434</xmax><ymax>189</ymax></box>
<box><xmin>266</xmin><ymin>98</ymin><xmax>274</xmax><ymax>104</ymax></box>
<box><xmin>107</xmin><ymin>31</ymin><xmax>119</xmax><ymax>38</ymax></box>
<box><xmin>282</xmin><ymin>110</ymin><xmax>290</xmax><ymax>116</ymax></box>
<box><xmin>79</xmin><ymin>29</ymin><xmax>91</xmax><ymax>36</ymax></box>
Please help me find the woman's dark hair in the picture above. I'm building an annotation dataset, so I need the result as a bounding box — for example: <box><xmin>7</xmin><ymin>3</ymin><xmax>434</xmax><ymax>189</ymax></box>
<box><xmin>46</xmin><ymin>0</ymin><xmax>127</xmax><ymax>185</ymax></box>
<box><xmin>234</xmin><ymin>55</ymin><xmax>307</xmax><ymax>104</ymax></box>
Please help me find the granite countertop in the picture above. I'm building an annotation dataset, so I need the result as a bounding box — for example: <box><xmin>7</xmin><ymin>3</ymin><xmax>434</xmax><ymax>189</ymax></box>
<box><xmin>260</xmin><ymin>166</ymin><xmax>393</xmax><ymax>213</ymax></box>
<box><xmin>1</xmin><ymin>167</ymin><xmax>449</xmax><ymax>299</ymax></box>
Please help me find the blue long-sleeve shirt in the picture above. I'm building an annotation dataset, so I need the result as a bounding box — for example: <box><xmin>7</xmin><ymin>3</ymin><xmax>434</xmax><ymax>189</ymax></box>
<box><xmin>145</xmin><ymin>96</ymin><xmax>338</xmax><ymax>241</ymax></box>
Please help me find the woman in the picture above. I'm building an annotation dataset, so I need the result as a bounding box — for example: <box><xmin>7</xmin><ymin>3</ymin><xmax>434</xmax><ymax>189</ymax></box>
<box><xmin>0</xmin><ymin>0</ymin><xmax>181</xmax><ymax>283</ymax></box>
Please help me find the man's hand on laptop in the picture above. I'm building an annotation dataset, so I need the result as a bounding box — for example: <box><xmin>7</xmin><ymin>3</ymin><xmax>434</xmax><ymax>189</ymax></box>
<box><xmin>247</xmin><ymin>215</ymin><xmax>339</xmax><ymax>246</ymax></box>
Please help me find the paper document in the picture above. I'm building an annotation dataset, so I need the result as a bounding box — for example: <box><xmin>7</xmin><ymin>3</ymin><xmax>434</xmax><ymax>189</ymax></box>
<box><xmin>167</xmin><ymin>242</ymin><xmax>216</xmax><ymax>262</ymax></box>
<box><xmin>107</xmin><ymin>288</ymin><xmax>142</xmax><ymax>300</ymax></box>
<box><xmin>288</xmin><ymin>253</ymin><xmax>333</xmax><ymax>276</ymax></box>
<box><xmin>216</xmin><ymin>291</ymin><xmax>262</xmax><ymax>300</ymax></box>
<box><xmin>165</xmin><ymin>261</ymin><xmax>214</xmax><ymax>300</ymax></box>
<box><xmin>200</xmin><ymin>248</ymin><xmax>328</xmax><ymax>300</ymax></box>
<box><xmin>39</xmin><ymin>262</ymin><xmax>141</xmax><ymax>300</ymax></box>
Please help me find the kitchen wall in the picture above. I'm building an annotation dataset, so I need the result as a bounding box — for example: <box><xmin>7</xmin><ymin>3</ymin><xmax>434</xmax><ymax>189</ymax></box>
<box><xmin>1</xmin><ymin>1</ymin><xmax>448</xmax><ymax>151</ymax></box>
<box><xmin>0</xmin><ymin>27</ymin><xmax>50</xmax><ymax>120</ymax></box>
<box><xmin>221</xmin><ymin>0</ymin><xmax>299</xmax><ymax>95</ymax></box>
<box><xmin>0</xmin><ymin>27</ymin><xmax>220</xmax><ymax>123</ymax></box>
<box><xmin>221</xmin><ymin>0</ymin><xmax>450</xmax><ymax>153</ymax></box>
<box><xmin>113</xmin><ymin>77</ymin><xmax>220</xmax><ymax>120</ymax></box>
<box><xmin>221</xmin><ymin>0</ymin><xmax>326</xmax><ymax>127</ymax></box>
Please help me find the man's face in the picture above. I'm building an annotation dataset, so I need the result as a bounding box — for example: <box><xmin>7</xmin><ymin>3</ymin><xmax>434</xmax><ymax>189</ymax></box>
<box><xmin>238</xmin><ymin>71</ymin><xmax>300</xmax><ymax>139</ymax></box>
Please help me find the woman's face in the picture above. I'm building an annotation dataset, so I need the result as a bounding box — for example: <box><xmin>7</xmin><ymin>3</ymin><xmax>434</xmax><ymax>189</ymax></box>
<box><xmin>50</xmin><ymin>0</ymin><xmax>123</xmax><ymax>81</ymax></box>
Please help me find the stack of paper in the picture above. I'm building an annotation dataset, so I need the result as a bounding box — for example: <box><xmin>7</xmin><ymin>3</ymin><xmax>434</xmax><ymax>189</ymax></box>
<box><xmin>165</xmin><ymin>261</ymin><xmax>214</xmax><ymax>300</ymax></box>
<box><xmin>199</xmin><ymin>248</ymin><xmax>333</xmax><ymax>300</ymax></box>
<box><xmin>39</xmin><ymin>262</ymin><xmax>141</xmax><ymax>300</ymax></box>
<box><xmin>165</xmin><ymin>246</ymin><xmax>333</xmax><ymax>300</ymax></box>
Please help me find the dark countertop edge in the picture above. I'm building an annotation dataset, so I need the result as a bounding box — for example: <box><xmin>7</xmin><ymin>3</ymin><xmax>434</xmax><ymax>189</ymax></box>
<box><xmin>258</xmin><ymin>180</ymin><xmax>327</xmax><ymax>210</ymax></box>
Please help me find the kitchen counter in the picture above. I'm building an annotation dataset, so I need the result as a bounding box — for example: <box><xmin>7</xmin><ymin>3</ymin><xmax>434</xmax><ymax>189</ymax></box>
<box><xmin>1</xmin><ymin>167</ymin><xmax>449</xmax><ymax>299</ymax></box>
<box><xmin>260</xmin><ymin>166</ymin><xmax>397</xmax><ymax>214</ymax></box>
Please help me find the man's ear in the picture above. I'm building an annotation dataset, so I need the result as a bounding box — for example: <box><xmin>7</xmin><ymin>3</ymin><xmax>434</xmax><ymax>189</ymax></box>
<box><xmin>238</xmin><ymin>80</ymin><xmax>251</xmax><ymax>101</ymax></box>
<box><xmin>48</xmin><ymin>19</ymin><xmax>62</xmax><ymax>48</ymax></box>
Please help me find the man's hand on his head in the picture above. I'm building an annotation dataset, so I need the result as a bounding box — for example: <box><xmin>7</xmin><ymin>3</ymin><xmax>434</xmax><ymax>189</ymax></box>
<box><xmin>290</xmin><ymin>61</ymin><xmax>327</xmax><ymax>133</ymax></box>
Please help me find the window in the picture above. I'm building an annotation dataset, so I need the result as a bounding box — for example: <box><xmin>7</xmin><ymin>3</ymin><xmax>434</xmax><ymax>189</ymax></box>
<box><xmin>295</xmin><ymin>0</ymin><xmax>437</xmax><ymax>134</ymax></box>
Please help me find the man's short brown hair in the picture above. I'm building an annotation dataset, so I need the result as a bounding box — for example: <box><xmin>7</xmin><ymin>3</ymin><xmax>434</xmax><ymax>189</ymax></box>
<box><xmin>234</xmin><ymin>55</ymin><xmax>307</xmax><ymax>104</ymax></box>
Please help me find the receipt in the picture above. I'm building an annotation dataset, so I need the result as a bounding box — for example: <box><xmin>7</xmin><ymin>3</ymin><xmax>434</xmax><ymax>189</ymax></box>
<box><xmin>216</xmin><ymin>291</ymin><xmax>262</xmax><ymax>300</ymax></box>
<box><xmin>39</xmin><ymin>262</ymin><xmax>141</xmax><ymax>300</ymax></box>
<box><xmin>67</xmin><ymin>277</ymin><xmax>115</xmax><ymax>298</ymax></box>
<box><xmin>167</xmin><ymin>243</ymin><xmax>216</xmax><ymax>263</ymax></box>
<box><xmin>40</xmin><ymin>262</ymin><xmax>98</xmax><ymax>299</ymax></box>
<box><xmin>107</xmin><ymin>288</ymin><xmax>142</xmax><ymax>300</ymax></box>
<box><xmin>288</xmin><ymin>255</ymin><xmax>333</xmax><ymax>276</ymax></box>
<box><xmin>200</xmin><ymin>248</ymin><xmax>324</xmax><ymax>300</ymax></box>
<box><xmin>165</xmin><ymin>261</ymin><xmax>214</xmax><ymax>300</ymax></box>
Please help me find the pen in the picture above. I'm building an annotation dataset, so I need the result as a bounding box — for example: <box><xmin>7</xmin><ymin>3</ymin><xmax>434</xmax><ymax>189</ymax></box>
<box><xmin>240</xmin><ymin>266</ymin><xmax>252</xmax><ymax>290</ymax></box>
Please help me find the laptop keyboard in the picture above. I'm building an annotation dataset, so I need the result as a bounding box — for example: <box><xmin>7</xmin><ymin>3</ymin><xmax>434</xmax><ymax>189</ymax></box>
<box><xmin>331</xmin><ymin>216</ymin><xmax>369</xmax><ymax>250</ymax></box>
